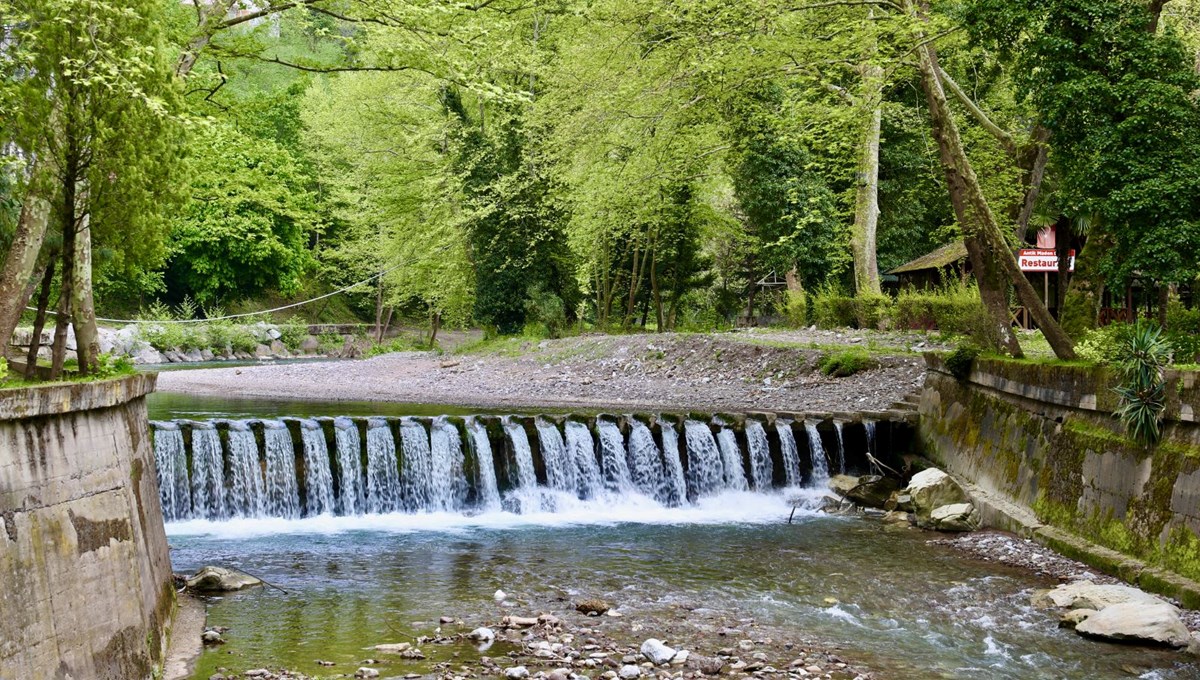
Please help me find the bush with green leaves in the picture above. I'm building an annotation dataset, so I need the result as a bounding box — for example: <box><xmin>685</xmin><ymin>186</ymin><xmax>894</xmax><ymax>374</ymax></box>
<box><xmin>944</xmin><ymin>343</ymin><xmax>980</xmax><ymax>381</ymax></box>
<box><xmin>524</xmin><ymin>285</ymin><xmax>568</xmax><ymax>339</ymax></box>
<box><xmin>818</xmin><ymin>348</ymin><xmax>877</xmax><ymax>377</ymax></box>
<box><xmin>1074</xmin><ymin>323</ymin><xmax>1129</xmax><ymax>364</ymax></box>
<box><xmin>895</xmin><ymin>282</ymin><xmax>991</xmax><ymax>342</ymax></box>
<box><xmin>783</xmin><ymin>290</ymin><xmax>807</xmax><ymax>327</ymax></box>
<box><xmin>0</xmin><ymin>357</ymin><xmax>8</xmax><ymax>383</ymax></box>
<box><xmin>1113</xmin><ymin>320</ymin><xmax>1171</xmax><ymax>446</ymax></box>
<box><xmin>91</xmin><ymin>353</ymin><xmax>134</xmax><ymax>379</ymax></box>
<box><xmin>278</xmin><ymin>324</ymin><xmax>308</xmax><ymax>351</ymax></box>
<box><xmin>812</xmin><ymin>287</ymin><xmax>859</xmax><ymax>329</ymax></box>
<box><xmin>853</xmin><ymin>294</ymin><xmax>891</xmax><ymax>330</ymax></box>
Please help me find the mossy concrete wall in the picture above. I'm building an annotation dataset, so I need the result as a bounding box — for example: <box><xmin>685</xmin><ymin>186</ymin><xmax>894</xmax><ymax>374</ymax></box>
<box><xmin>0</xmin><ymin>374</ymin><xmax>175</xmax><ymax>679</ymax></box>
<box><xmin>919</xmin><ymin>355</ymin><xmax>1200</xmax><ymax>606</ymax></box>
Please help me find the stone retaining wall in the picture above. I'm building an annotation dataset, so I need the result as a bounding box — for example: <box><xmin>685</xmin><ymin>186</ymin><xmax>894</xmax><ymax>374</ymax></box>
<box><xmin>0</xmin><ymin>374</ymin><xmax>174</xmax><ymax>679</ymax></box>
<box><xmin>919</xmin><ymin>355</ymin><xmax>1200</xmax><ymax>606</ymax></box>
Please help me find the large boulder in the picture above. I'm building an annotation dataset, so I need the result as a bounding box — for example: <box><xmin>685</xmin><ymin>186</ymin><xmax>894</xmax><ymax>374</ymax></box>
<box><xmin>923</xmin><ymin>503</ymin><xmax>980</xmax><ymax>532</ymax></box>
<box><xmin>904</xmin><ymin>468</ymin><xmax>970</xmax><ymax>515</ymax></box>
<box><xmin>186</xmin><ymin>566</ymin><xmax>262</xmax><ymax>592</ymax></box>
<box><xmin>1032</xmin><ymin>581</ymin><xmax>1166</xmax><ymax>611</ymax></box>
<box><xmin>845</xmin><ymin>475</ymin><xmax>901</xmax><ymax>508</ymax></box>
<box><xmin>827</xmin><ymin>475</ymin><xmax>859</xmax><ymax>497</ymax></box>
<box><xmin>1075</xmin><ymin>602</ymin><xmax>1190</xmax><ymax>648</ymax></box>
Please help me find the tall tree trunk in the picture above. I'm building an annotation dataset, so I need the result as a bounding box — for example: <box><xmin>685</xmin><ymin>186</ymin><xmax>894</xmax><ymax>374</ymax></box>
<box><xmin>850</xmin><ymin>65</ymin><xmax>884</xmax><ymax>296</ymax></box>
<box><xmin>429</xmin><ymin>310</ymin><xmax>441</xmax><ymax>346</ymax></box>
<box><xmin>374</xmin><ymin>276</ymin><xmax>385</xmax><ymax>343</ymax></box>
<box><xmin>650</xmin><ymin>252</ymin><xmax>664</xmax><ymax>331</ymax></box>
<box><xmin>910</xmin><ymin>7</ymin><xmax>1076</xmax><ymax>359</ymax></box>
<box><xmin>24</xmin><ymin>259</ymin><xmax>55</xmax><ymax>379</ymax></box>
<box><xmin>0</xmin><ymin>182</ymin><xmax>52</xmax><ymax>354</ymax></box>
<box><xmin>50</xmin><ymin>278</ymin><xmax>71</xmax><ymax>378</ymax></box>
<box><xmin>71</xmin><ymin>212</ymin><xmax>99</xmax><ymax>374</ymax></box>
<box><xmin>1055</xmin><ymin>218</ymin><xmax>1073</xmax><ymax>317</ymax></box>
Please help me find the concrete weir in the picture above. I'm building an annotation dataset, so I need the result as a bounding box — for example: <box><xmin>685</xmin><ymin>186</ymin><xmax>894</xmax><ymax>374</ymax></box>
<box><xmin>0</xmin><ymin>374</ymin><xmax>175</xmax><ymax>679</ymax></box>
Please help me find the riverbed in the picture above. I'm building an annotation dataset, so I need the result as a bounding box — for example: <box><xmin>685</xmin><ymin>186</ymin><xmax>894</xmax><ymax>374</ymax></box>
<box><xmin>168</xmin><ymin>494</ymin><xmax>1197</xmax><ymax>680</ymax></box>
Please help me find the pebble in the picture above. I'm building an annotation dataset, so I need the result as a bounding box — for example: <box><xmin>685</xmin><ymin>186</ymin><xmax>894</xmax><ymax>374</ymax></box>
<box><xmin>355</xmin><ymin>669</ymin><xmax>379</xmax><ymax>679</ymax></box>
<box><xmin>505</xmin><ymin>666</ymin><xmax>530</xmax><ymax>679</ymax></box>
<box><xmin>619</xmin><ymin>664</ymin><xmax>642</xmax><ymax>679</ymax></box>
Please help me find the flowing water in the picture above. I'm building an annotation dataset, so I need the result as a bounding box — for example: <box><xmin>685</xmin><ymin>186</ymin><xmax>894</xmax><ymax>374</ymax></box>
<box><xmin>150</xmin><ymin>410</ymin><xmax>1197</xmax><ymax>680</ymax></box>
<box><xmin>169</xmin><ymin>504</ymin><xmax>1196</xmax><ymax>680</ymax></box>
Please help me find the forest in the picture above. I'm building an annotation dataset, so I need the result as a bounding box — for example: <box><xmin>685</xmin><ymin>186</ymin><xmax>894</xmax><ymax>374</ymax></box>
<box><xmin>3</xmin><ymin>0</ymin><xmax>1200</xmax><ymax>377</ymax></box>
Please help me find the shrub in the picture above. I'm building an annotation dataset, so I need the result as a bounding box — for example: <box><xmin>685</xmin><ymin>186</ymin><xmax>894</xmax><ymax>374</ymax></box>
<box><xmin>203</xmin><ymin>321</ymin><xmax>237</xmax><ymax>353</ymax></box>
<box><xmin>278</xmin><ymin>324</ymin><xmax>307</xmax><ymax>351</ymax></box>
<box><xmin>318</xmin><ymin>333</ymin><xmax>345</xmax><ymax>355</ymax></box>
<box><xmin>1075</xmin><ymin>323</ymin><xmax>1129</xmax><ymax>364</ymax></box>
<box><xmin>524</xmin><ymin>285</ymin><xmax>568</xmax><ymax>338</ymax></box>
<box><xmin>819</xmin><ymin>348</ymin><xmax>877</xmax><ymax>377</ymax></box>
<box><xmin>229</xmin><ymin>328</ymin><xmax>260</xmax><ymax>354</ymax></box>
<box><xmin>895</xmin><ymin>282</ymin><xmax>990</xmax><ymax>342</ymax></box>
<box><xmin>853</xmin><ymin>294</ymin><xmax>891</xmax><ymax>330</ymax></box>
<box><xmin>1113</xmin><ymin>320</ymin><xmax>1171</xmax><ymax>445</ymax></box>
<box><xmin>140</xmin><ymin>323</ymin><xmax>185</xmax><ymax>351</ymax></box>
<box><xmin>811</xmin><ymin>286</ymin><xmax>858</xmax><ymax>329</ymax></box>
<box><xmin>92</xmin><ymin>353</ymin><xmax>134</xmax><ymax>379</ymax></box>
<box><xmin>944</xmin><ymin>343</ymin><xmax>980</xmax><ymax>381</ymax></box>
<box><xmin>783</xmin><ymin>290</ymin><xmax>807</xmax><ymax>328</ymax></box>
<box><xmin>0</xmin><ymin>357</ymin><xmax>8</xmax><ymax>382</ymax></box>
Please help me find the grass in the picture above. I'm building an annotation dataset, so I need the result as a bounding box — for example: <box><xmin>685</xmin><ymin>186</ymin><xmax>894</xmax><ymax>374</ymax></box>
<box><xmin>818</xmin><ymin>348</ymin><xmax>877</xmax><ymax>377</ymax></box>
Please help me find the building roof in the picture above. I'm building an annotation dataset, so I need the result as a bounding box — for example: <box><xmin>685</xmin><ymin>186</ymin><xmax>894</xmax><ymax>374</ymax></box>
<box><xmin>888</xmin><ymin>241</ymin><xmax>968</xmax><ymax>275</ymax></box>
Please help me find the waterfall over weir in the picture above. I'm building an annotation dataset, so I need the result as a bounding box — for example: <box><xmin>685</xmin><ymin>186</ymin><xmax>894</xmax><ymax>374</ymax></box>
<box><xmin>150</xmin><ymin>413</ymin><xmax>899</xmax><ymax>521</ymax></box>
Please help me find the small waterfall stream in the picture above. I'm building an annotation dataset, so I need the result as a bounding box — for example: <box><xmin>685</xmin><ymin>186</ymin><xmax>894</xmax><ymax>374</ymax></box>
<box><xmin>333</xmin><ymin>417</ymin><xmax>364</xmax><ymax>515</ymax></box>
<box><xmin>190</xmin><ymin>424</ymin><xmax>226</xmax><ymax>520</ymax></box>
<box><xmin>300</xmin><ymin>419</ymin><xmax>335</xmax><ymax>516</ymax></box>
<box><xmin>565</xmin><ymin>420</ymin><xmax>602</xmax><ymax>499</ymax></box>
<box><xmin>151</xmin><ymin>423</ymin><xmax>190</xmax><ymax>521</ymax></box>
<box><xmin>834</xmin><ymin>421</ymin><xmax>847</xmax><ymax>475</ymax></box>
<box><xmin>776</xmin><ymin>420</ymin><xmax>802</xmax><ymax>487</ymax></box>
<box><xmin>805</xmin><ymin>421</ymin><xmax>830</xmax><ymax>483</ymax></box>
<box><xmin>262</xmin><ymin>421</ymin><xmax>300</xmax><ymax>518</ymax></box>
<box><xmin>366</xmin><ymin>418</ymin><xmax>401</xmax><ymax>514</ymax></box>
<box><xmin>226</xmin><ymin>422</ymin><xmax>266</xmax><ymax>518</ymax></box>
<box><xmin>745</xmin><ymin>421</ymin><xmax>773</xmax><ymax>490</ymax></box>
<box><xmin>716</xmin><ymin>427</ymin><xmax>749</xmax><ymax>491</ymax></box>
<box><xmin>465</xmin><ymin>418</ymin><xmax>501</xmax><ymax>510</ymax></box>
<box><xmin>149</xmin><ymin>412</ymin><xmax>890</xmax><ymax>521</ymax></box>
<box><xmin>659</xmin><ymin>421</ymin><xmax>687</xmax><ymax>506</ymax></box>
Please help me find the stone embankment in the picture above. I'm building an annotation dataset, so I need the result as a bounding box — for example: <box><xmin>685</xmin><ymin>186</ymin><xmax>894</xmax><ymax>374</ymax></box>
<box><xmin>0</xmin><ymin>375</ymin><xmax>176</xmax><ymax>679</ymax></box>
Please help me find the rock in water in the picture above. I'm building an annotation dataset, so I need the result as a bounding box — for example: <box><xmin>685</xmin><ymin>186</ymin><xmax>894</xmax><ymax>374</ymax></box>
<box><xmin>925</xmin><ymin>503</ymin><xmax>979</xmax><ymax>532</ymax></box>
<box><xmin>640</xmin><ymin>639</ymin><xmax>677</xmax><ymax>665</ymax></box>
<box><xmin>827</xmin><ymin>475</ymin><xmax>859</xmax><ymax>498</ymax></box>
<box><xmin>505</xmin><ymin>666</ymin><xmax>529</xmax><ymax>679</ymax></box>
<box><xmin>494</xmin><ymin>589</ymin><xmax>508</xmax><ymax>602</ymax></box>
<box><xmin>845</xmin><ymin>475</ymin><xmax>901</xmax><ymax>508</ymax></box>
<box><xmin>469</xmin><ymin>627</ymin><xmax>496</xmax><ymax>642</ymax></box>
<box><xmin>186</xmin><ymin>566</ymin><xmax>262</xmax><ymax>592</ymax></box>
<box><xmin>576</xmin><ymin>598</ymin><xmax>612</xmax><ymax>615</ymax></box>
<box><xmin>1074</xmin><ymin>603</ymin><xmax>1190</xmax><ymax>647</ymax></box>
<box><xmin>1032</xmin><ymin>581</ymin><xmax>1165</xmax><ymax>611</ymax></box>
<box><xmin>502</xmin><ymin>615</ymin><xmax>539</xmax><ymax>628</ymax></box>
<box><xmin>904</xmin><ymin>469</ymin><xmax>969</xmax><ymax>515</ymax></box>
<box><xmin>356</xmin><ymin>669</ymin><xmax>380</xmax><ymax>679</ymax></box>
<box><xmin>374</xmin><ymin>643</ymin><xmax>412</xmax><ymax>654</ymax></box>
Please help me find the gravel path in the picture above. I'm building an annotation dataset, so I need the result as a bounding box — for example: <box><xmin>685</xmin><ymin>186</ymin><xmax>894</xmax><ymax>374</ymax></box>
<box><xmin>156</xmin><ymin>331</ymin><xmax>929</xmax><ymax>413</ymax></box>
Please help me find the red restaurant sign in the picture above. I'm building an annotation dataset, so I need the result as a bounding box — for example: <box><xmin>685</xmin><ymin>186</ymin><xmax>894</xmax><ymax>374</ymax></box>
<box><xmin>1018</xmin><ymin>249</ymin><xmax>1075</xmax><ymax>273</ymax></box>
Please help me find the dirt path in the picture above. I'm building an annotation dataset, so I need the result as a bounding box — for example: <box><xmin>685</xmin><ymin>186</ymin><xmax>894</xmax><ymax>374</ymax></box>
<box><xmin>156</xmin><ymin>331</ymin><xmax>930</xmax><ymax>413</ymax></box>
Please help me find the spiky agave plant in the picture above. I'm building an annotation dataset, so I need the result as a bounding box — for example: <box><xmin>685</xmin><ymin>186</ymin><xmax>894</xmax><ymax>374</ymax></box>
<box><xmin>1113</xmin><ymin>320</ymin><xmax>1172</xmax><ymax>446</ymax></box>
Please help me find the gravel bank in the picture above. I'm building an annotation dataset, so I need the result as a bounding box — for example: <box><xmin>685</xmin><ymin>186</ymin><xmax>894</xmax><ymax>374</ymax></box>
<box><xmin>156</xmin><ymin>332</ymin><xmax>928</xmax><ymax>413</ymax></box>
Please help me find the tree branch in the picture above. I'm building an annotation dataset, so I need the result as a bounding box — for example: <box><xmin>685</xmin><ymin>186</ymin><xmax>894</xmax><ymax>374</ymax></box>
<box><xmin>936</xmin><ymin>65</ymin><xmax>1017</xmax><ymax>157</ymax></box>
<box><xmin>217</xmin><ymin>0</ymin><xmax>324</xmax><ymax>30</ymax></box>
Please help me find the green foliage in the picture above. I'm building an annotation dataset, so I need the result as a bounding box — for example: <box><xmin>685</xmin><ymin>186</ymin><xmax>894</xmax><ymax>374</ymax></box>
<box><xmin>318</xmin><ymin>333</ymin><xmax>345</xmax><ymax>355</ymax></box>
<box><xmin>91</xmin><ymin>353</ymin><xmax>134</xmax><ymax>380</ymax></box>
<box><xmin>783</xmin><ymin>291</ymin><xmax>807</xmax><ymax>328</ymax></box>
<box><xmin>1113</xmin><ymin>321</ymin><xmax>1171</xmax><ymax>446</ymax></box>
<box><xmin>944</xmin><ymin>343</ymin><xmax>981</xmax><ymax>381</ymax></box>
<box><xmin>819</xmin><ymin>348</ymin><xmax>877</xmax><ymax>377</ymax></box>
<box><xmin>1075</xmin><ymin>323</ymin><xmax>1128</xmax><ymax>365</ymax></box>
<box><xmin>524</xmin><ymin>285</ymin><xmax>569</xmax><ymax>339</ymax></box>
<box><xmin>277</xmin><ymin>325</ymin><xmax>308</xmax><ymax>352</ymax></box>
<box><xmin>894</xmin><ymin>283</ymin><xmax>992</xmax><ymax>343</ymax></box>
<box><xmin>164</xmin><ymin>121</ymin><xmax>317</xmax><ymax>305</ymax></box>
<box><xmin>0</xmin><ymin>357</ymin><xmax>8</xmax><ymax>383</ymax></box>
<box><xmin>811</xmin><ymin>287</ymin><xmax>857</xmax><ymax>329</ymax></box>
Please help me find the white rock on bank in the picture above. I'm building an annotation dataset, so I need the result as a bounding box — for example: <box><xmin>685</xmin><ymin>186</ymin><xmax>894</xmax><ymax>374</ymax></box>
<box><xmin>640</xmin><ymin>639</ymin><xmax>676</xmax><ymax>665</ymax></box>
<box><xmin>1033</xmin><ymin>581</ymin><xmax>1166</xmax><ymax>611</ymax></box>
<box><xmin>1074</xmin><ymin>602</ymin><xmax>1190</xmax><ymax>648</ymax></box>
<box><xmin>927</xmin><ymin>502</ymin><xmax>979</xmax><ymax>532</ymax></box>
<box><xmin>619</xmin><ymin>664</ymin><xmax>642</xmax><ymax>679</ymax></box>
<box><xmin>904</xmin><ymin>468</ymin><xmax>969</xmax><ymax>514</ymax></box>
<box><xmin>505</xmin><ymin>666</ymin><xmax>530</xmax><ymax>679</ymax></box>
